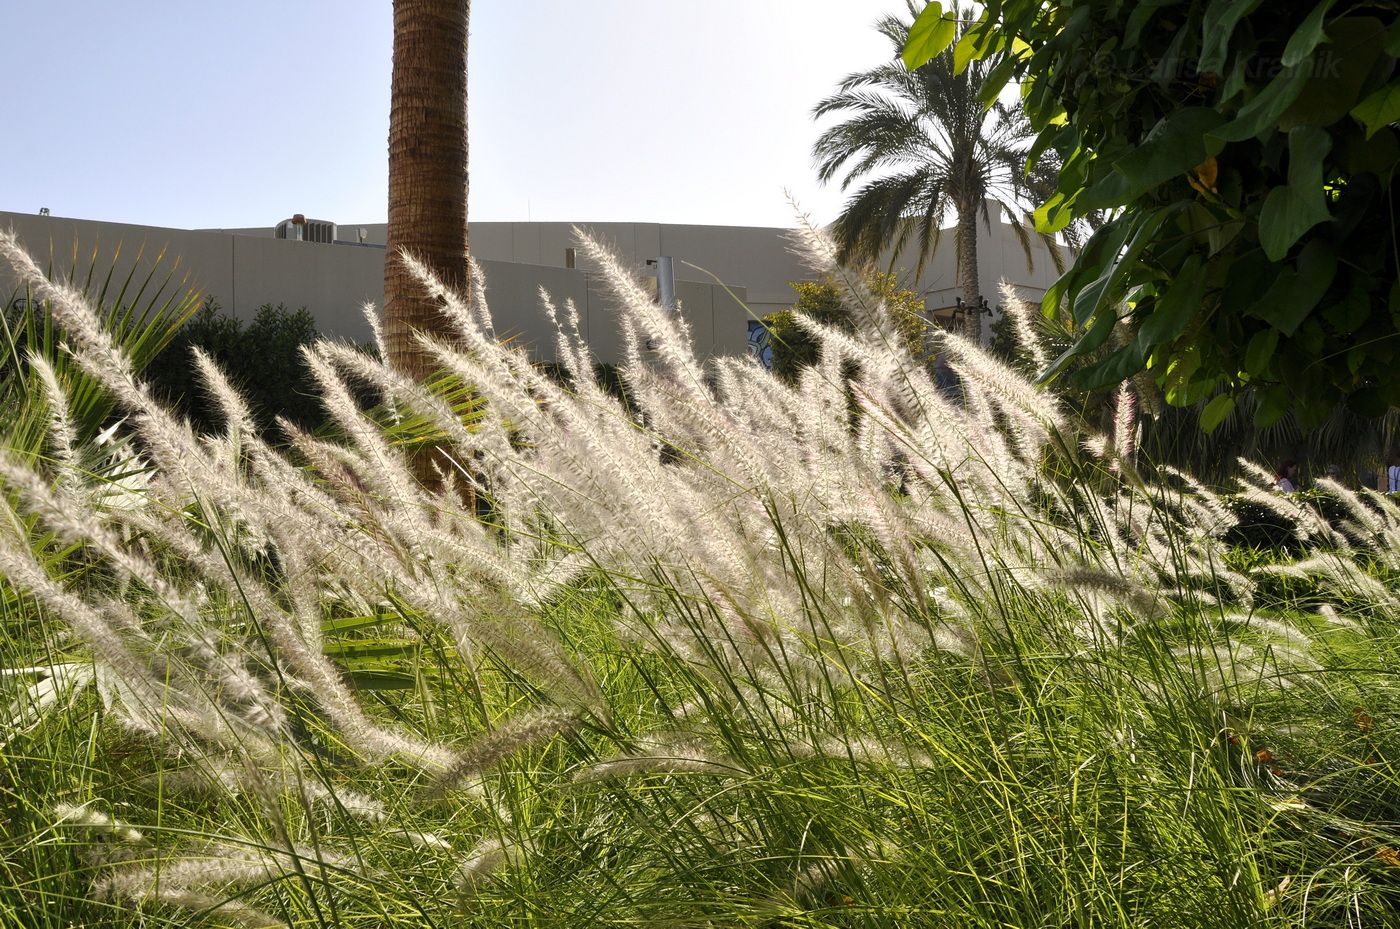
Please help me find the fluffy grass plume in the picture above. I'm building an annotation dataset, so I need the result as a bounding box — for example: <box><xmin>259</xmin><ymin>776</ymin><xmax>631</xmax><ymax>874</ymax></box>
<box><xmin>2</xmin><ymin>225</ymin><xmax>1399</xmax><ymax>927</ymax></box>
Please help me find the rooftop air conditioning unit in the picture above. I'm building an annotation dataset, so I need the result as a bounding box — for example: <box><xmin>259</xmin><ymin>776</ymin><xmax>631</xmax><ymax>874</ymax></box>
<box><xmin>275</xmin><ymin>214</ymin><xmax>337</xmax><ymax>244</ymax></box>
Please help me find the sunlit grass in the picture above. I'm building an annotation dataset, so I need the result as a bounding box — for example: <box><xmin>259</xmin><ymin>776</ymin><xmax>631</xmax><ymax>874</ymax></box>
<box><xmin>1</xmin><ymin>225</ymin><xmax>1399</xmax><ymax>927</ymax></box>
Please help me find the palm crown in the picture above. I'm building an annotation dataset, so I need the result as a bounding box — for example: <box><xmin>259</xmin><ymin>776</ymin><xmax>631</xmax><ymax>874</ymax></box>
<box><xmin>813</xmin><ymin>4</ymin><xmax>1068</xmax><ymax>340</ymax></box>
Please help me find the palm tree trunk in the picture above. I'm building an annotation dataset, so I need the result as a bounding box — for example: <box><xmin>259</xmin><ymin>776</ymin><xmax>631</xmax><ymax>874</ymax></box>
<box><xmin>955</xmin><ymin>209</ymin><xmax>982</xmax><ymax>344</ymax></box>
<box><xmin>385</xmin><ymin>0</ymin><xmax>471</xmax><ymax>382</ymax></box>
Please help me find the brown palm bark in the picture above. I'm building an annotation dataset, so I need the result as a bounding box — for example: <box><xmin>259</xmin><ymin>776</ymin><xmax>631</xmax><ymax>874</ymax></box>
<box><xmin>955</xmin><ymin>208</ymin><xmax>982</xmax><ymax>344</ymax></box>
<box><xmin>385</xmin><ymin>0</ymin><xmax>471</xmax><ymax>381</ymax></box>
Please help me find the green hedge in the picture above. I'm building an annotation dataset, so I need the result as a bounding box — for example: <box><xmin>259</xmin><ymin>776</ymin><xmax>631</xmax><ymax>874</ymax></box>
<box><xmin>144</xmin><ymin>299</ymin><xmax>332</xmax><ymax>438</ymax></box>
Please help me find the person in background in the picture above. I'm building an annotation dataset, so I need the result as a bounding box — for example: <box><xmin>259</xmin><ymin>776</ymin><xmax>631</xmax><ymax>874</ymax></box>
<box><xmin>1324</xmin><ymin>463</ymin><xmax>1343</xmax><ymax>485</ymax></box>
<box><xmin>1275</xmin><ymin>460</ymin><xmax>1300</xmax><ymax>493</ymax></box>
<box><xmin>1389</xmin><ymin>454</ymin><xmax>1400</xmax><ymax>494</ymax></box>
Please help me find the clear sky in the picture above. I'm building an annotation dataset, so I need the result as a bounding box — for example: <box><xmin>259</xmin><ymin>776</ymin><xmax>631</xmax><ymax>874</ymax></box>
<box><xmin>4</xmin><ymin>1</ymin><xmax>897</xmax><ymax>231</ymax></box>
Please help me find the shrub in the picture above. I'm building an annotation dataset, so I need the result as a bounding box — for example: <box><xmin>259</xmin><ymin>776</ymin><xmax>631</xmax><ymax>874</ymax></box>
<box><xmin>146</xmin><ymin>299</ymin><xmax>326</xmax><ymax>437</ymax></box>
<box><xmin>762</xmin><ymin>272</ymin><xmax>928</xmax><ymax>382</ymax></box>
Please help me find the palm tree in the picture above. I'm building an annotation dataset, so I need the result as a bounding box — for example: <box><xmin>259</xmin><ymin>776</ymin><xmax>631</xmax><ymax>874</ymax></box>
<box><xmin>384</xmin><ymin>0</ymin><xmax>471</xmax><ymax>381</ymax></box>
<box><xmin>812</xmin><ymin>4</ymin><xmax>1065</xmax><ymax>343</ymax></box>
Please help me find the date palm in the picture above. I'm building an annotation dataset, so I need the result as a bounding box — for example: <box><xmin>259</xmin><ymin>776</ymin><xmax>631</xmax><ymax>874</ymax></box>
<box><xmin>384</xmin><ymin>0</ymin><xmax>471</xmax><ymax>381</ymax></box>
<box><xmin>813</xmin><ymin>4</ymin><xmax>1065</xmax><ymax>343</ymax></box>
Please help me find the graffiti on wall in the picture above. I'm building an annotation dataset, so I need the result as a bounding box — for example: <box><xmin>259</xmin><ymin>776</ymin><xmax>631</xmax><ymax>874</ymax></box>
<box><xmin>746</xmin><ymin>320</ymin><xmax>773</xmax><ymax>370</ymax></box>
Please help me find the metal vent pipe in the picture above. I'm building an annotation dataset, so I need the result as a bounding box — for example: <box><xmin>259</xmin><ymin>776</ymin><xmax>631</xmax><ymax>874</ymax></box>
<box><xmin>655</xmin><ymin>256</ymin><xmax>676</xmax><ymax>310</ymax></box>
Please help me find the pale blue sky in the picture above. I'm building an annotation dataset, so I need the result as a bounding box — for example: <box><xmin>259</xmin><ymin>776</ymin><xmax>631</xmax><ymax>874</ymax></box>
<box><xmin>4</xmin><ymin>1</ymin><xmax>896</xmax><ymax>230</ymax></box>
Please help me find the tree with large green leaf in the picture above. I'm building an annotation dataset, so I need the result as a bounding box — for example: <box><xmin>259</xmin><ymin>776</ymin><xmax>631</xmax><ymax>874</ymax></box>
<box><xmin>902</xmin><ymin>0</ymin><xmax>1400</xmax><ymax>430</ymax></box>
<box><xmin>812</xmin><ymin>3</ymin><xmax>1071</xmax><ymax>343</ymax></box>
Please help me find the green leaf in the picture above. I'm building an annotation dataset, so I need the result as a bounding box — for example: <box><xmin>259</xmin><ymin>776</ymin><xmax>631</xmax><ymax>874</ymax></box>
<box><xmin>1219</xmin><ymin>55</ymin><xmax>1250</xmax><ymax>103</ymax></box>
<box><xmin>1208</xmin><ymin>219</ymin><xmax>1245</xmax><ymax>255</ymax></box>
<box><xmin>1282</xmin><ymin>0</ymin><xmax>1339</xmax><ymax>67</ymax></box>
<box><xmin>1078</xmin><ymin>168</ymin><xmax>1133</xmax><ymax>212</ymax></box>
<box><xmin>1136</xmin><ymin>255</ymin><xmax>1207</xmax><ymax>348</ymax></box>
<box><xmin>322</xmin><ymin>612</ymin><xmax>400</xmax><ymax>634</ymax></box>
<box><xmin>1200</xmin><ymin>394</ymin><xmax>1237</xmax><ymax>433</ymax></box>
<box><xmin>1041</xmin><ymin>299</ymin><xmax>1120</xmax><ymax>383</ymax></box>
<box><xmin>1162</xmin><ymin>344</ymin><xmax>1206</xmax><ymax>406</ymax></box>
<box><xmin>952</xmin><ymin>31</ymin><xmax>981</xmax><ymax>75</ymax></box>
<box><xmin>1026</xmin><ymin>126</ymin><xmax>1072</xmax><ymax>176</ymax></box>
<box><xmin>1033</xmin><ymin>191</ymin><xmax>1075</xmax><ymax>233</ymax></box>
<box><xmin>1220</xmin><ymin>248</ymin><xmax>1272</xmax><ymax>311</ymax></box>
<box><xmin>342</xmin><ymin>669</ymin><xmax>421</xmax><ymax>691</ymax></box>
<box><xmin>1323</xmin><ymin>285</ymin><xmax>1373</xmax><ymax>334</ymax></box>
<box><xmin>1149</xmin><ymin>12</ymin><xmax>1192</xmax><ymax>86</ymax></box>
<box><xmin>1199</xmin><ymin>0</ymin><xmax>1264</xmax><ymax>74</ymax></box>
<box><xmin>1070</xmin><ymin>207</ymin><xmax>1175</xmax><ymax>327</ymax></box>
<box><xmin>1041</xmin><ymin>257</ymin><xmax>1090</xmax><ymax>322</ymax></box>
<box><xmin>328</xmin><ymin>639</ymin><xmax>423</xmax><ymax>661</ymax></box>
<box><xmin>1061</xmin><ymin>219</ymin><xmax>1133</xmax><ymax>319</ymax></box>
<box><xmin>1114</xmin><ymin>108</ymin><xmax>1225</xmax><ymax>197</ymax></box>
<box><xmin>1207</xmin><ymin>66</ymin><xmax>1311</xmax><ymax>150</ymax></box>
<box><xmin>1258</xmin><ymin>126</ymin><xmax>1333</xmax><ymax>261</ymax></box>
<box><xmin>1294</xmin><ymin>390</ymin><xmax>1332</xmax><ymax>430</ymax></box>
<box><xmin>1348</xmin><ymin>385</ymin><xmax>1389</xmax><ymax>416</ymax></box>
<box><xmin>1073</xmin><ymin>341</ymin><xmax>1148</xmax><ymax>390</ymax></box>
<box><xmin>1279</xmin><ymin>17</ymin><xmax>1388</xmax><ymax>130</ymax></box>
<box><xmin>1125</xmin><ymin>0</ymin><xmax>1178</xmax><ymax>49</ymax></box>
<box><xmin>1352</xmin><ymin>81</ymin><xmax>1400</xmax><ymax>139</ymax></box>
<box><xmin>977</xmin><ymin>56</ymin><xmax>1018</xmax><ymax>106</ymax></box>
<box><xmin>1253</xmin><ymin>385</ymin><xmax>1291</xmax><ymax>428</ymax></box>
<box><xmin>902</xmin><ymin>3</ymin><xmax>956</xmax><ymax>71</ymax></box>
<box><xmin>1246</xmin><ymin>238</ymin><xmax>1337</xmax><ymax>335</ymax></box>
<box><xmin>952</xmin><ymin>21</ymin><xmax>997</xmax><ymax>75</ymax></box>
<box><xmin>1243</xmin><ymin>328</ymin><xmax>1279</xmax><ymax>376</ymax></box>
<box><xmin>1048</xmin><ymin>216</ymin><xmax>1138</xmax><ymax>315</ymax></box>
<box><xmin>1338</xmin><ymin>123</ymin><xmax>1400</xmax><ymax>175</ymax></box>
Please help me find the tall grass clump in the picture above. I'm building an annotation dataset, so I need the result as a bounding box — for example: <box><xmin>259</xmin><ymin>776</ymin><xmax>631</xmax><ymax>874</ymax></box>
<box><xmin>2</xmin><ymin>220</ymin><xmax>1400</xmax><ymax>928</ymax></box>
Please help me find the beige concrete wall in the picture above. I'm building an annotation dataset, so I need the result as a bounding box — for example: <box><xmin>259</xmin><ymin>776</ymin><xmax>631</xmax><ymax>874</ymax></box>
<box><xmin>222</xmin><ymin>220</ymin><xmax>674</xmax><ymax>275</ymax></box>
<box><xmin>465</xmin><ymin>222</ymin><xmax>667</xmax><ymax>277</ymax></box>
<box><xmin>3</xmin><ymin>211</ymin><xmax>383</xmax><ymax>341</ymax></box>
<box><xmin>2</xmin><ymin>211</ymin><xmax>748</xmax><ymax>363</ymax></box>
<box><xmin>659</xmin><ymin>223</ymin><xmax>808</xmax><ymax>307</ymax></box>
<box><xmin>5</xmin><ymin>212</ymin><xmax>236</xmax><ymax>319</ymax></box>
<box><xmin>24</xmin><ymin>207</ymin><xmax>1067</xmax><ymax>359</ymax></box>
<box><xmin>236</xmin><ymin>214</ymin><xmax>1068</xmax><ymax>336</ymax></box>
